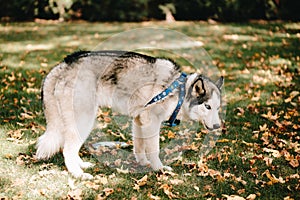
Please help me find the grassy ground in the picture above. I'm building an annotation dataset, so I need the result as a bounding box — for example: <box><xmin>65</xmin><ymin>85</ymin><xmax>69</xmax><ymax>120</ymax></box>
<box><xmin>0</xmin><ymin>21</ymin><xmax>299</xmax><ymax>199</ymax></box>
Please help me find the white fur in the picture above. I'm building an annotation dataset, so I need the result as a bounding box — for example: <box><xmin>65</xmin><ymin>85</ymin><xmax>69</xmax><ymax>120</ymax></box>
<box><xmin>188</xmin><ymin>92</ymin><xmax>221</xmax><ymax>129</ymax></box>
<box><xmin>36</xmin><ymin>52</ymin><xmax>223</xmax><ymax>179</ymax></box>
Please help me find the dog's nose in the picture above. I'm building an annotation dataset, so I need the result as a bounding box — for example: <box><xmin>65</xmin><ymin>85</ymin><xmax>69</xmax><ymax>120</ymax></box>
<box><xmin>213</xmin><ymin>124</ymin><xmax>220</xmax><ymax>129</ymax></box>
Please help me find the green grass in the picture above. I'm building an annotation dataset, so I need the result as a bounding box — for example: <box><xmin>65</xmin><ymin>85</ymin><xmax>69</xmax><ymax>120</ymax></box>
<box><xmin>0</xmin><ymin>21</ymin><xmax>299</xmax><ymax>199</ymax></box>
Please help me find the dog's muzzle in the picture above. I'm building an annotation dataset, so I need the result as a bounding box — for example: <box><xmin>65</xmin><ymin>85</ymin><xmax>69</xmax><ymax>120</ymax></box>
<box><xmin>205</xmin><ymin>124</ymin><xmax>220</xmax><ymax>131</ymax></box>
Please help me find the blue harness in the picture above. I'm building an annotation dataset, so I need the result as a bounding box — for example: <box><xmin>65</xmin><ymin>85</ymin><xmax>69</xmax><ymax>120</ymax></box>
<box><xmin>145</xmin><ymin>73</ymin><xmax>187</xmax><ymax>127</ymax></box>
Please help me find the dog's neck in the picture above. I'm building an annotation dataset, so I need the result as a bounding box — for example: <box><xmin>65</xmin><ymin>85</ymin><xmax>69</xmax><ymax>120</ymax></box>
<box><xmin>178</xmin><ymin>73</ymin><xmax>198</xmax><ymax>120</ymax></box>
<box><xmin>145</xmin><ymin>72</ymin><xmax>187</xmax><ymax>127</ymax></box>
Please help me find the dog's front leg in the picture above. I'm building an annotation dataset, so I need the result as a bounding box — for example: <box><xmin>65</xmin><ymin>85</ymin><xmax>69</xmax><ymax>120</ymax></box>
<box><xmin>133</xmin><ymin>130</ymin><xmax>163</xmax><ymax>170</ymax></box>
<box><xmin>144</xmin><ymin>133</ymin><xmax>163</xmax><ymax>170</ymax></box>
<box><xmin>133</xmin><ymin>119</ymin><xmax>150</xmax><ymax>166</ymax></box>
<box><xmin>133</xmin><ymin>112</ymin><xmax>171</xmax><ymax>171</ymax></box>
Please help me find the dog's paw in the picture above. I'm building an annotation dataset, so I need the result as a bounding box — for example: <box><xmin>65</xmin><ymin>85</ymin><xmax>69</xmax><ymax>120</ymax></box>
<box><xmin>150</xmin><ymin>161</ymin><xmax>164</xmax><ymax>171</ymax></box>
<box><xmin>139</xmin><ymin>160</ymin><xmax>151</xmax><ymax>166</ymax></box>
<box><xmin>81</xmin><ymin>173</ymin><xmax>94</xmax><ymax>180</ymax></box>
<box><xmin>162</xmin><ymin>165</ymin><xmax>173</xmax><ymax>171</ymax></box>
<box><xmin>135</xmin><ymin>155</ymin><xmax>150</xmax><ymax>166</ymax></box>
<box><xmin>80</xmin><ymin>161</ymin><xmax>94</xmax><ymax>169</ymax></box>
<box><xmin>68</xmin><ymin>167</ymin><xmax>94</xmax><ymax>180</ymax></box>
<box><xmin>71</xmin><ymin>171</ymin><xmax>93</xmax><ymax>180</ymax></box>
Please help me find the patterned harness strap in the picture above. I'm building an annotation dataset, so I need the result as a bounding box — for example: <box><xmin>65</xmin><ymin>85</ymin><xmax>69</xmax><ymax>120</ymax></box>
<box><xmin>145</xmin><ymin>73</ymin><xmax>187</xmax><ymax>127</ymax></box>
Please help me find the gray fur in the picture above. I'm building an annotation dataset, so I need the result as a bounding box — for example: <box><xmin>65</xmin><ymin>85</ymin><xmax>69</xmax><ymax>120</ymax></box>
<box><xmin>36</xmin><ymin>51</ymin><xmax>223</xmax><ymax>179</ymax></box>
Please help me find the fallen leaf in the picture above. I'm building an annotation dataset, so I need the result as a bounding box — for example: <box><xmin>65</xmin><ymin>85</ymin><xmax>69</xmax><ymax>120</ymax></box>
<box><xmin>147</xmin><ymin>193</ymin><xmax>161</xmax><ymax>200</ymax></box>
<box><xmin>259</xmin><ymin>123</ymin><xmax>268</xmax><ymax>131</ymax></box>
<box><xmin>284</xmin><ymin>91</ymin><xmax>299</xmax><ymax>103</ymax></box>
<box><xmin>94</xmin><ymin>175</ymin><xmax>108</xmax><ymax>185</ymax></box>
<box><xmin>5</xmin><ymin>153</ymin><xmax>13</xmax><ymax>159</ymax></box>
<box><xmin>85</xmin><ymin>181</ymin><xmax>100</xmax><ymax>190</ymax></box>
<box><xmin>222</xmin><ymin>194</ymin><xmax>245</xmax><ymax>200</ymax></box>
<box><xmin>39</xmin><ymin>189</ymin><xmax>47</xmax><ymax>196</ymax></box>
<box><xmin>116</xmin><ymin>167</ymin><xmax>129</xmax><ymax>174</ymax></box>
<box><xmin>261</xmin><ymin>111</ymin><xmax>279</xmax><ymax>121</ymax></box>
<box><xmin>103</xmin><ymin>188</ymin><xmax>114</xmax><ymax>196</ymax></box>
<box><xmin>170</xmin><ymin>179</ymin><xmax>184</xmax><ymax>185</ymax></box>
<box><xmin>263</xmin><ymin>148</ymin><xmax>281</xmax><ymax>158</ymax></box>
<box><xmin>159</xmin><ymin>184</ymin><xmax>178</xmax><ymax>199</ymax></box>
<box><xmin>283</xmin><ymin>196</ymin><xmax>294</xmax><ymax>200</ymax></box>
<box><xmin>263</xmin><ymin>170</ymin><xmax>285</xmax><ymax>185</ymax></box>
<box><xmin>194</xmin><ymin>185</ymin><xmax>200</xmax><ymax>191</ymax></box>
<box><xmin>289</xmin><ymin>159</ymin><xmax>299</xmax><ymax>168</ymax></box>
<box><xmin>246</xmin><ymin>194</ymin><xmax>256</xmax><ymax>200</ymax></box>
<box><xmin>236</xmin><ymin>176</ymin><xmax>247</xmax><ymax>185</ymax></box>
<box><xmin>96</xmin><ymin>188</ymin><xmax>114</xmax><ymax>200</ymax></box>
<box><xmin>217</xmin><ymin>139</ymin><xmax>231</xmax><ymax>143</ymax></box>
<box><xmin>133</xmin><ymin>175</ymin><xmax>148</xmax><ymax>190</ymax></box>
<box><xmin>167</xmin><ymin>130</ymin><xmax>176</xmax><ymax>139</ymax></box>
<box><xmin>66</xmin><ymin>189</ymin><xmax>82</xmax><ymax>200</ymax></box>
<box><xmin>237</xmin><ymin>188</ymin><xmax>245</xmax><ymax>194</ymax></box>
<box><xmin>148</xmin><ymin>193</ymin><xmax>161</xmax><ymax>200</ymax></box>
<box><xmin>263</xmin><ymin>157</ymin><xmax>273</xmax><ymax>167</ymax></box>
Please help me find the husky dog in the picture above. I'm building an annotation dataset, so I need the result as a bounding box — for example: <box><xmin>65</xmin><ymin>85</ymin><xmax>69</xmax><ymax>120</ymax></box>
<box><xmin>36</xmin><ymin>51</ymin><xmax>223</xmax><ymax>179</ymax></box>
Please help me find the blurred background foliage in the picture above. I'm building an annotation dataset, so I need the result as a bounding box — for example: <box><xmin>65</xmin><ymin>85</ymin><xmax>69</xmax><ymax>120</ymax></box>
<box><xmin>0</xmin><ymin>0</ymin><xmax>299</xmax><ymax>22</ymax></box>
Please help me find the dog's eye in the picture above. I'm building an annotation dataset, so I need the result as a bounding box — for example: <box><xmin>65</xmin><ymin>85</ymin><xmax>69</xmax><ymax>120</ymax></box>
<box><xmin>205</xmin><ymin>104</ymin><xmax>211</xmax><ymax>110</ymax></box>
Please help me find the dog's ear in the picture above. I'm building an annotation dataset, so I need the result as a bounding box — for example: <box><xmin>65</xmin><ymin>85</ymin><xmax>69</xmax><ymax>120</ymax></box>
<box><xmin>215</xmin><ymin>76</ymin><xmax>224</xmax><ymax>89</ymax></box>
<box><xmin>192</xmin><ymin>77</ymin><xmax>205</xmax><ymax>96</ymax></box>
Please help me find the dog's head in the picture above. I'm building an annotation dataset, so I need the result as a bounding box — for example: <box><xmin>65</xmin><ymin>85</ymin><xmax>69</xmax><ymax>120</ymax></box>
<box><xmin>184</xmin><ymin>74</ymin><xmax>223</xmax><ymax>131</ymax></box>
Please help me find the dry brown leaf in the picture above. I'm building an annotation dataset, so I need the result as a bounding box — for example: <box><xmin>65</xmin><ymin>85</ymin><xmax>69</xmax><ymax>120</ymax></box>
<box><xmin>289</xmin><ymin>159</ymin><xmax>299</xmax><ymax>168</ymax></box>
<box><xmin>284</xmin><ymin>91</ymin><xmax>299</xmax><ymax>103</ymax></box>
<box><xmin>133</xmin><ymin>175</ymin><xmax>148</xmax><ymax>190</ymax></box>
<box><xmin>246</xmin><ymin>194</ymin><xmax>257</xmax><ymax>200</ymax></box>
<box><xmin>236</xmin><ymin>176</ymin><xmax>247</xmax><ymax>185</ymax></box>
<box><xmin>261</xmin><ymin>111</ymin><xmax>279</xmax><ymax>121</ymax></box>
<box><xmin>170</xmin><ymin>179</ymin><xmax>184</xmax><ymax>185</ymax></box>
<box><xmin>263</xmin><ymin>157</ymin><xmax>273</xmax><ymax>167</ymax></box>
<box><xmin>222</xmin><ymin>194</ymin><xmax>245</xmax><ymax>200</ymax></box>
<box><xmin>116</xmin><ymin>167</ymin><xmax>129</xmax><ymax>174</ymax></box>
<box><xmin>159</xmin><ymin>184</ymin><xmax>177</xmax><ymax>199</ymax></box>
<box><xmin>85</xmin><ymin>181</ymin><xmax>100</xmax><ymax>190</ymax></box>
<box><xmin>94</xmin><ymin>175</ymin><xmax>108</xmax><ymax>185</ymax></box>
<box><xmin>148</xmin><ymin>193</ymin><xmax>161</xmax><ymax>200</ymax></box>
<box><xmin>66</xmin><ymin>189</ymin><xmax>82</xmax><ymax>200</ymax></box>
<box><xmin>263</xmin><ymin>170</ymin><xmax>285</xmax><ymax>185</ymax></box>
<box><xmin>103</xmin><ymin>188</ymin><xmax>114</xmax><ymax>196</ymax></box>
<box><xmin>96</xmin><ymin>188</ymin><xmax>114</xmax><ymax>200</ymax></box>
<box><xmin>263</xmin><ymin>148</ymin><xmax>281</xmax><ymax>158</ymax></box>
<box><xmin>167</xmin><ymin>130</ymin><xmax>176</xmax><ymax>139</ymax></box>
<box><xmin>194</xmin><ymin>185</ymin><xmax>200</xmax><ymax>191</ymax></box>
<box><xmin>259</xmin><ymin>123</ymin><xmax>268</xmax><ymax>131</ymax></box>
<box><xmin>283</xmin><ymin>197</ymin><xmax>294</xmax><ymax>200</ymax></box>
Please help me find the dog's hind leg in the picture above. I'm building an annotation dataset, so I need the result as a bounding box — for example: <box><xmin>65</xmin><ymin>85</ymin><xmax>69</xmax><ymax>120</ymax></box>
<box><xmin>60</xmin><ymin>72</ymin><xmax>98</xmax><ymax>179</ymax></box>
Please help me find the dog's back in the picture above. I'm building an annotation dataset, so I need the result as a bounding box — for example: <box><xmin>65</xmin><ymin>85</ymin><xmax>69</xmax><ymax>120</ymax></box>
<box><xmin>36</xmin><ymin>51</ymin><xmax>181</xmax><ymax>179</ymax></box>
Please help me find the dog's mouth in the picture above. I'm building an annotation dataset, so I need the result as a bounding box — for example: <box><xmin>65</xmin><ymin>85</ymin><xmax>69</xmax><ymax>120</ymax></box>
<box><xmin>204</xmin><ymin>123</ymin><xmax>221</xmax><ymax>131</ymax></box>
<box><xmin>205</xmin><ymin>124</ymin><xmax>214</xmax><ymax>131</ymax></box>
<box><xmin>200</xmin><ymin>120</ymin><xmax>220</xmax><ymax>131</ymax></box>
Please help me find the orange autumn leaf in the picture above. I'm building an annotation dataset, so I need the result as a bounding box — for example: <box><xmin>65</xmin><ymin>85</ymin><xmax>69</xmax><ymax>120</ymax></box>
<box><xmin>289</xmin><ymin>159</ymin><xmax>299</xmax><ymax>168</ymax></box>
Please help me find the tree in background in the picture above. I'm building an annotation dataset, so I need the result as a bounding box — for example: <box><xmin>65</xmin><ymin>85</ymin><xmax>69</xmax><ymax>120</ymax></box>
<box><xmin>48</xmin><ymin>0</ymin><xmax>74</xmax><ymax>21</ymax></box>
<box><xmin>0</xmin><ymin>0</ymin><xmax>299</xmax><ymax>22</ymax></box>
<box><xmin>159</xmin><ymin>3</ymin><xmax>176</xmax><ymax>23</ymax></box>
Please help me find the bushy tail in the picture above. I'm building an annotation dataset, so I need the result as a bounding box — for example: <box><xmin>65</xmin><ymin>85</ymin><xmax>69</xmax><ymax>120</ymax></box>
<box><xmin>36</xmin><ymin>63</ymin><xmax>66</xmax><ymax>160</ymax></box>
<box><xmin>36</xmin><ymin>130</ymin><xmax>64</xmax><ymax>159</ymax></box>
